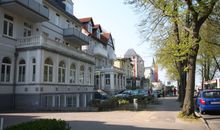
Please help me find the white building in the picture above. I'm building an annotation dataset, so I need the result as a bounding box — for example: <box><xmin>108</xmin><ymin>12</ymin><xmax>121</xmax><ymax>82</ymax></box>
<box><xmin>80</xmin><ymin>17</ymin><xmax>126</xmax><ymax>95</ymax></box>
<box><xmin>114</xmin><ymin>58</ymin><xmax>133</xmax><ymax>88</ymax></box>
<box><xmin>124</xmin><ymin>49</ymin><xmax>145</xmax><ymax>87</ymax></box>
<box><xmin>0</xmin><ymin>0</ymin><xmax>95</xmax><ymax>111</ymax></box>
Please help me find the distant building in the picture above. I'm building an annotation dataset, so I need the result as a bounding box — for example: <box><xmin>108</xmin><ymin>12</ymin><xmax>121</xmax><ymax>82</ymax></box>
<box><xmin>124</xmin><ymin>49</ymin><xmax>145</xmax><ymax>88</ymax></box>
<box><xmin>114</xmin><ymin>57</ymin><xmax>133</xmax><ymax>88</ymax></box>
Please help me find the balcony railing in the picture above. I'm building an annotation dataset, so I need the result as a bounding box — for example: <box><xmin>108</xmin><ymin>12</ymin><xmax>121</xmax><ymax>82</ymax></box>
<box><xmin>16</xmin><ymin>35</ymin><xmax>94</xmax><ymax>63</ymax></box>
<box><xmin>0</xmin><ymin>0</ymin><xmax>49</xmax><ymax>22</ymax></box>
<box><xmin>63</xmin><ymin>27</ymin><xmax>90</xmax><ymax>45</ymax></box>
<box><xmin>95</xmin><ymin>66</ymin><xmax>125</xmax><ymax>73</ymax></box>
<box><xmin>93</xmin><ymin>44</ymin><xmax>108</xmax><ymax>58</ymax></box>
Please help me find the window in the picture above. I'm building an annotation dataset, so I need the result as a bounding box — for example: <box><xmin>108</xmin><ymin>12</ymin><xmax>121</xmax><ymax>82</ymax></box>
<box><xmin>55</xmin><ymin>95</ymin><xmax>60</xmax><ymax>107</ymax></box>
<box><xmin>69</xmin><ymin>63</ymin><xmax>76</xmax><ymax>83</ymax></box>
<box><xmin>66</xmin><ymin>20</ymin><xmax>70</xmax><ymax>28</ymax></box>
<box><xmin>88</xmin><ymin>22</ymin><xmax>92</xmax><ymax>33</ymax></box>
<box><xmin>44</xmin><ymin>58</ymin><xmax>53</xmax><ymax>82</ymax></box>
<box><xmin>18</xmin><ymin>59</ymin><xmax>26</xmax><ymax>82</ymax></box>
<box><xmin>66</xmin><ymin>95</ymin><xmax>77</xmax><ymax>107</ymax></box>
<box><xmin>3</xmin><ymin>14</ymin><xmax>14</xmax><ymax>37</ymax></box>
<box><xmin>96</xmin><ymin>29</ymin><xmax>100</xmax><ymax>39</ymax></box>
<box><xmin>79</xmin><ymin>65</ymin><xmax>84</xmax><ymax>84</ymax></box>
<box><xmin>1</xmin><ymin>57</ymin><xmax>11</xmax><ymax>82</ymax></box>
<box><xmin>55</xmin><ymin>37</ymin><xmax>60</xmax><ymax>43</ymax></box>
<box><xmin>45</xmin><ymin>95</ymin><xmax>53</xmax><ymax>108</ymax></box>
<box><xmin>58</xmin><ymin>61</ymin><xmax>66</xmax><ymax>83</ymax></box>
<box><xmin>105</xmin><ymin>74</ymin><xmax>110</xmax><ymax>86</ymax></box>
<box><xmin>55</xmin><ymin>13</ymin><xmax>60</xmax><ymax>26</ymax></box>
<box><xmin>88</xmin><ymin>67</ymin><xmax>92</xmax><ymax>85</ymax></box>
<box><xmin>32</xmin><ymin>58</ymin><xmax>36</xmax><ymax>82</ymax></box>
<box><xmin>23</xmin><ymin>22</ymin><xmax>32</xmax><ymax>37</ymax></box>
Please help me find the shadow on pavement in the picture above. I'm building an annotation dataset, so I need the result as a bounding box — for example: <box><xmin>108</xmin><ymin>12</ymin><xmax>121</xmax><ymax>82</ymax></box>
<box><xmin>147</xmin><ymin>97</ymin><xmax>181</xmax><ymax>112</ymax></box>
<box><xmin>206</xmin><ymin>111</ymin><xmax>220</xmax><ymax>115</ymax></box>
<box><xmin>67</xmin><ymin>120</ymin><xmax>181</xmax><ymax>130</ymax></box>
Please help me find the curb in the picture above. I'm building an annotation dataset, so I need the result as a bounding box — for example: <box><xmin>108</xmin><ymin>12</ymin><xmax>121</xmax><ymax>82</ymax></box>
<box><xmin>195</xmin><ymin>112</ymin><xmax>211</xmax><ymax>130</ymax></box>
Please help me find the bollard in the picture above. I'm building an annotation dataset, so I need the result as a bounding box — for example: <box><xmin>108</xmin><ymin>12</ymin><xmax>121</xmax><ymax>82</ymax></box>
<box><xmin>0</xmin><ymin>118</ymin><xmax>3</xmax><ymax>130</ymax></box>
<box><xmin>133</xmin><ymin>98</ymin><xmax>138</xmax><ymax>111</ymax></box>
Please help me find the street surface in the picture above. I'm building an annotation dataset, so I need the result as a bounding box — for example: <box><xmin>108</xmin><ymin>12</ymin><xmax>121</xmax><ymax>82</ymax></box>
<box><xmin>202</xmin><ymin>112</ymin><xmax>220</xmax><ymax>130</ymax></box>
<box><xmin>0</xmin><ymin>97</ymin><xmax>207</xmax><ymax>130</ymax></box>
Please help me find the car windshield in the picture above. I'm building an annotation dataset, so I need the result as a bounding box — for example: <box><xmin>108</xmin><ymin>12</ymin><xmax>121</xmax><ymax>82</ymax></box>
<box><xmin>203</xmin><ymin>91</ymin><xmax>220</xmax><ymax>98</ymax></box>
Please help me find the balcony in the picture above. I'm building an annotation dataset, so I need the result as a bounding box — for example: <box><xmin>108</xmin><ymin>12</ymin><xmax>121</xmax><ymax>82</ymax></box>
<box><xmin>0</xmin><ymin>0</ymin><xmax>49</xmax><ymax>22</ymax></box>
<box><xmin>16</xmin><ymin>35</ymin><xmax>95</xmax><ymax>64</ymax></box>
<box><xmin>63</xmin><ymin>27</ymin><xmax>90</xmax><ymax>46</ymax></box>
<box><xmin>93</xmin><ymin>44</ymin><xmax>108</xmax><ymax>58</ymax></box>
<box><xmin>95</xmin><ymin>66</ymin><xmax>125</xmax><ymax>74</ymax></box>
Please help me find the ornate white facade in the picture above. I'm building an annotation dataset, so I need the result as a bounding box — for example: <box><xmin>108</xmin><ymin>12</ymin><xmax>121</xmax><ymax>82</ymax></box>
<box><xmin>0</xmin><ymin>0</ymin><xmax>95</xmax><ymax>111</ymax></box>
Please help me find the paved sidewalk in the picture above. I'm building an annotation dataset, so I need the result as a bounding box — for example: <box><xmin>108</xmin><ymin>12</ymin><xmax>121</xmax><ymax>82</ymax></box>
<box><xmin>0</xmin><ymin>97</ymin><xmax>207</xmax><ymax>130</ymax></box>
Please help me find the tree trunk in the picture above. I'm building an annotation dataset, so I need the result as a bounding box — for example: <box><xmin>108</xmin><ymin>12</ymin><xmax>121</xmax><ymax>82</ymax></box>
<box><xmin>180</xmin><ymin>70</ymin><xmax>186</xmax><ymax>104</ymax></box>
<box><xmin>177</xmin><ymin>61</ymin><xmax>187</xmax><ymax>104</ymax></box>
<box><xmin>182</xmin><ymin>50</ymin><xmax>198</xmax><ymax>115</ymax></box>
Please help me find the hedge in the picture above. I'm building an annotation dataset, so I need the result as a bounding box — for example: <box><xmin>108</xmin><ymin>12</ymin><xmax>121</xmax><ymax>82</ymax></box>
<box><xmin>4</xmin><ymin>119</ymin><xmax>70</xmax><ymax>130</ymax></box>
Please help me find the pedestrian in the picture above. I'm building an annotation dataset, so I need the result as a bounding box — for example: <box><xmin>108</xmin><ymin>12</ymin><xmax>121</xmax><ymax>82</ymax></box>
<box><xmin>162</xmin><ymin>88</ymin><xmax>165</xmax><ymax>97</ymax></box>
<box><xmin>173</xmin><ymin>87</ymin><xmax>176</xmax><ymax>96</ymax></box>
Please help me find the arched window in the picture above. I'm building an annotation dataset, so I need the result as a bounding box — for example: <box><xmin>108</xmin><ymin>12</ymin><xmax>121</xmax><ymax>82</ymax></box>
<box><xmin>70</xmin><ymin>63</ymin><xmax>76</xmax><ymax>83</ymax></box>
<box><xmin>88</xmin><ymin>67</ymin><xmax>92</xmax><ymax>85</ymax></box>
<box><xmin>58</xmin><ymin>61</ymin><xmax>66</xmax><ymax>83</ymax></box>
<box><xmin>1</xmin><ymin>57</ymin><xmax>11</xmax><ymax>82</ymax></box>
<box><xmin>32</xmin><ymin>58</ymin><xmax>36</xmax><ymax>82</ymax></box>
<box><xmin>44</xmin><ymin>58</ymin><xmax>53</xmax><ymax>82</ymax></box>
<box><xmin>18</xmin><ymin>59</ymin><xmax>26</xmax><ymax>82</ymax></box>
<box><xmin>79</xmin><ymin>65</ymin><xmax>84</xmax><ymax>84</ymax></box>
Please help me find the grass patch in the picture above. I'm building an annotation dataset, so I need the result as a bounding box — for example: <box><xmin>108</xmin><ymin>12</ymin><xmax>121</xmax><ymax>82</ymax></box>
<box><xmin>177</xmin><ymin>112</ymin><xmax>200</xmax><ymax>122</ymax></box>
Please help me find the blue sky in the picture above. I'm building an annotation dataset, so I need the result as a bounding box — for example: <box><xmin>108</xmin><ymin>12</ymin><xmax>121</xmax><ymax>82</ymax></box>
<box><xmin>73</xmin><ymin>0</ymin><xmax>168</xmax><ymax>82</ymax></box>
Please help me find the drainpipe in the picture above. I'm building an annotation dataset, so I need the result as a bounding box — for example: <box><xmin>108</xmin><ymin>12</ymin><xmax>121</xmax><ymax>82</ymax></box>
<box><xmin>12</xmin><ymin>51</ymin><xmax>18</xmax><ymax>111</ymax></box>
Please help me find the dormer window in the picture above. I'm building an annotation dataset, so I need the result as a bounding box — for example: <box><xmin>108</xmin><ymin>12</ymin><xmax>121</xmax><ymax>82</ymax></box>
<box><xmin>96</xmin><ymin>29</ymin><xmax>100</xmax><ymax>39</ymax></box>
<box><xmin>88</xmin><ymin>22</ymin><xmax>92</xmax><ymax>33</ymax></box>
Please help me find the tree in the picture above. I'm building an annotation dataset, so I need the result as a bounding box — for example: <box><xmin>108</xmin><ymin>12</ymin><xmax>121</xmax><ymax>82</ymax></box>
<box><xmin>126</xmin><ymin>0</ymin><xmax>219</xmax><ymax>116</ymax></box>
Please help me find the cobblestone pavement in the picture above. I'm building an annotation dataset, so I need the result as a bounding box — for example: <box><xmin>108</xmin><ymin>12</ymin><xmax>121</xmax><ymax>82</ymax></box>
<box><xmin>0</xmin><ymin>97</ymin><xmax>207</xmax><ymax>130</ymax></box>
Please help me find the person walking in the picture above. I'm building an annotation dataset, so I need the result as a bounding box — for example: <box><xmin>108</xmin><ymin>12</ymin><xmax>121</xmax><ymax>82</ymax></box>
<box><xmin>173</xmin><ymin>87</ymin><xmax>177</xmax><ymax>96</ymax></box>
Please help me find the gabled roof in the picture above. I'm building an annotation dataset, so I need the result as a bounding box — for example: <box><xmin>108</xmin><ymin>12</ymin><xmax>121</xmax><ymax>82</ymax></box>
<box><xmin>102</xmin><ymin>32</ymin><xmax>111</xmax><ymax>39</ymax></box>
<box><xmin>101</xmin><ymin>34</ymin><xmax>108</xmax><ymax>43</ymax></box>
<box><xmin>124</xmin><ymin>49</ymin><xmax>138</xmax><ymax>58</ymax></box>
<box><xmin>93</xmin><ymin>24</ymin><xmax>102</xmax><ymax>32</ymax></box>
<box><xmin>102</xmin><ymin>33</ymin><xmax>115</xmax><ymax>50</ymax></box>
<box><xmin>79</xmin><ymin>17</ymin><xmax>94</xmax><ymax>26</ymax></box>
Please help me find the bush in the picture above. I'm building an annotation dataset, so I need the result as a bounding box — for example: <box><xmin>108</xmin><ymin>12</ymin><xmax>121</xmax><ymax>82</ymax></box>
<box><xmin>4</xmin><ymin>119</ymin><xmax>70</xmax><ymax>130</ymax></box>
<box><xmin>89</xmin><ymin>99</ymin><xmax>101</xmax><ymax>107</ymax></box>
<box><xmin>118</xmin><ymin>99</ymin><xmax>129</xmax><ymax>105</ymax></box>
<box><xmin>98</xmin><ymin>97</ymin><xmax>119</xmax><ymax>111</ymax></box>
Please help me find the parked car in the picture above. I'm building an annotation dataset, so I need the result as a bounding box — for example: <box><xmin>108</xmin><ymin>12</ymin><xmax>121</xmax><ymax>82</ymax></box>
<box><xmin>94</xmin><ymin>90</ymin><xmax>108</xmax><ymax>100</ymax></box>
<box><xmin>131</xmin><ymin>89</ymin><xmax>148</xmax><ymax>97</ymax></box>
<box><xmin>195</xmin><ymin>89</ymin><xmax>220</xmax><ymax>114</ymax></box>
<box><xmin>153</xmin><ymin>90</ymin><xmax>163</xmax><ymax>98</ymax></box>
<box><xmin>115</xmin><ymin>90</ymin><xmax>133</xmax><ymax>98</ymax></box>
